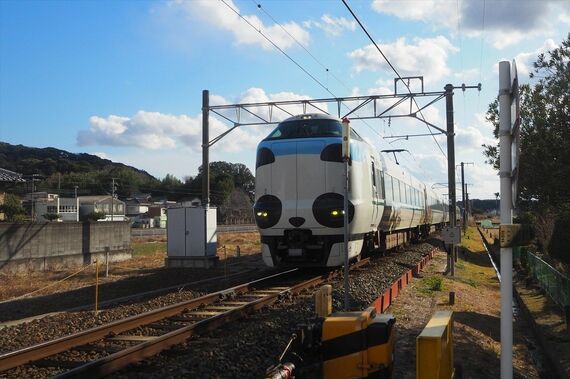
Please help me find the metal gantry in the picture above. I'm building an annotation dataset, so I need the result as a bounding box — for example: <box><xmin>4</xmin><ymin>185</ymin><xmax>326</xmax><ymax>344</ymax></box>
<box><xmin>201</xmin><ymin>81</ymin><xmax>481</xmax><ymax>276</ymax></box>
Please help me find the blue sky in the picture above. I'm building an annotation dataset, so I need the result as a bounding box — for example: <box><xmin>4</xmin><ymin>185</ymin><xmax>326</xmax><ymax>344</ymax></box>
<box><xmin>1</xmin><ymin>0</ymin><xmax>569</xmax><ymax>199</ymax></box>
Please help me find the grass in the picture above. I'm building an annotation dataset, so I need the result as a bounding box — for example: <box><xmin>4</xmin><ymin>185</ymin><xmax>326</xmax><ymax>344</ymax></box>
<box><xmin>132</xmin><ymin>241</ymin><xmax>166</xmax><ymax>256</ymax></box>
<box><xmin>420</xmin><ymin>276</ymin><xmax>443</xmax><ymax>293</ymax></box>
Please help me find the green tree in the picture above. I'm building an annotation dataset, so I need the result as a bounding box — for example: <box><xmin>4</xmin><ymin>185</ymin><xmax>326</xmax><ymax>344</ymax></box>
<box><xmin>482</xmin><ymin>34</ymin><xmax>570</xmax><ymax>267</ymax></box>
<box><xmin>1</xmin><ymin>193</ymin><xmax>26</xmax><ymax>221</ymax></box>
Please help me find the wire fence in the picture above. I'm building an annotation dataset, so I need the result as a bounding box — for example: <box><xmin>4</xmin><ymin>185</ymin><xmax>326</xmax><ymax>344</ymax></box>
<box><xmin>514</xmin><ymin>247</ymin><xmax>570</xmax><ymax>308</ymax></box>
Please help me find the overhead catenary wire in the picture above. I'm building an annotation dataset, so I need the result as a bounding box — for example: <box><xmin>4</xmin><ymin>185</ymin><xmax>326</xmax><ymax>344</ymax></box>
<box><xmin>220</xmin><ymin>0</ymin><xmax>337</xmax><ymax>100</ymax></box>
<box><xmin>341</xmin><ymin>0</ymin><xmax>448</xmax><ymax>159</ymax></box>
<box><xmin>230</xmin><ymin>0</ymin><xmax>399</xmax><ymax>161</ymax></box>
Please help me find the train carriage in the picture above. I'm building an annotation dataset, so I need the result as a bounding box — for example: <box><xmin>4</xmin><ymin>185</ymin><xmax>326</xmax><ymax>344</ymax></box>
<box><xmin>254</xmin><ymin>114</ymin><xmax>454</xmax><ymax>268</ymax></box>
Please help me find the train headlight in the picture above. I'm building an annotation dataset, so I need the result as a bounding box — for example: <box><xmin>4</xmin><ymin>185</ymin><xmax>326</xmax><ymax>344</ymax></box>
<box><xmin>253</xmin><ymin>195</ymin><xmax>282</xmax><ymax>229</ymax></box>
<box><xmin>313</xmin><ymin>193</ymin><xmax>354</xmax><ymax>228</ymax></box>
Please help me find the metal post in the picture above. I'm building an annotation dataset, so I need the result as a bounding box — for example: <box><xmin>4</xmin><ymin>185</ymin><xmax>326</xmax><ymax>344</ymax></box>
<box><xmin>343</xmin><ymin>156</ymin><xmax>349</xmax><ymax>310</ymax></box>
<box><xmin>74</xmin><ymin>186</ymin><xmax>79</xmax><ymax>222</ymax></box>
<box><xmin>105</xmin><ymin>247</ymin><xmax>110</xmax><ymax>278</ymax></box>
<box><xmin>445</xmin><ymin>84</ymin><xmax>456</xmax><ymax>276</ymax></box>
<box><xmin>461</xmin><ymin>162</ymin><xmax>466</xmax><ymax>233</ymax></box>
<box><xmin>342</xmin><ymin>117</ymin><xmax>350</xmax><ymax>311</ymax></box>
<box><xmin>202</xmin><ymin>90</ymin><xmax>210</xmax><ymax>207</ymax></box>
<box><xmin>111</xmin><ymin>178</ymin><xmax>115</xmax><ymax>222</ymax></box>
<box><xmin>499</xmin><ymin>60</ymin><xmax>513</xmax><ymax>379</ymax></box>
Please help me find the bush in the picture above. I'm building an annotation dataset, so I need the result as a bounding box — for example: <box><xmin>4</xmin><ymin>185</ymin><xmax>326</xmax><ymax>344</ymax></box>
<box><xmin>84</xmin><ymin>211</ymin><xmax>106</xmax><ymax>222</ymax></box>
<box><xmin>43</xmin><ymin>213</ymin><xmax>61</xmax><ymax>221</ymax></box>
<box><xmin>421</xmin><ymin>276</ymin><xmax>443</xmax><ymax>293</ymax></box>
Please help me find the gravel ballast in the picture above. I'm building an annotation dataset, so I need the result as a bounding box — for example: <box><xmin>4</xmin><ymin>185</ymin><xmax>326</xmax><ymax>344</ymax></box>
<box><xmin>0</xmin><ymin>241</ymin><xmax>441</xmax><ymax>379</ymax></box>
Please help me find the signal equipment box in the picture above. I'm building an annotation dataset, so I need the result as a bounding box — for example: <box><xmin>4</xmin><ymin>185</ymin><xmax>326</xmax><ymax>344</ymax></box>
<box><xmin>166</xmin><ymin>206</ymin><xmax>218</xmax><ymax>268</ymax></box>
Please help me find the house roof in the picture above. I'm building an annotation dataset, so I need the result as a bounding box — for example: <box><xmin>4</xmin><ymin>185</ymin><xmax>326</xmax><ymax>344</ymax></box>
<box><xmin>0</xmin><ymin>168</ymin><xmax>25</xmax><ymax>182</ymax></box>
<box><xmin>78</xmin><ymin>195</ymin><xmax>123</xmax><ymax>203</ymax></box>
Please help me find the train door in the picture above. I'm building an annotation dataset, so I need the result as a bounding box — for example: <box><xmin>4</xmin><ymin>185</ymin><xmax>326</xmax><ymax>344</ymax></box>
<box><xmin>370</xmin><ymin>158</ymin><xmax>379</xmax><ymax>225</ymax></box>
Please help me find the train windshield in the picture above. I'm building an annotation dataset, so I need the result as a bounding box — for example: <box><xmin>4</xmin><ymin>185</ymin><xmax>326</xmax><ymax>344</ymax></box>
<box><xmin>264</xmin><ymin>118</ymin><xmax>342</xmax><ymax>140</ymax></box>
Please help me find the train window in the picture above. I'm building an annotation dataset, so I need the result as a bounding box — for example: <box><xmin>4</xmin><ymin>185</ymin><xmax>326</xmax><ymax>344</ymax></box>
<box><xmin>371</xmin><ymin>161</ymin><xmax>376</xmax><ymax>187</ymax></box>
<box><xmin>264</xmin><ymin>118</ymin><xmax>342</xmax><ymax>140</ymax></box>
<box><xmin>385</xmin><ymin>175</ymin><xmax>392</xmax><ymax>201</ymax></box>
<box><xmin>395</xmin><ymin>179</ymin><xmax>401</xmax><ymax>202</ymax></box>
<box><xmin>378</xmin><ymin>170</ymin><xmax>384</xmax><ymax>198</ymax></box>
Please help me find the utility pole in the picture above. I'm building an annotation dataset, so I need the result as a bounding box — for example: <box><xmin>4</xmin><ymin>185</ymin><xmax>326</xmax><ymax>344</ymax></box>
<box><xmin>342</xmin><ymin>117</ymin><xmax>351</xmax><ymax>311</ymax></box>
<box><xmin>499</xmin><ymin>60</ymin><xmax>515</xmax><ymax>379</ymax></box>
<box><xmin>465</xmin><ymin>187</ymin><xmax>470</xmax><ymax>220</ymax></box>
<box><xmin>202</xmin><ymin>90</ymin><xmax>210</xmax><ymax>207</ymax></box>
<box><xmin>110</xmin><ymin>178</ymin><xmax>117</xmax><ymax>222</ymax></box>
<box><xmin>459</xmin><ymin>162</ymin><xmax>474</xmax><ymax>234</ymax></box>
<box><xmin>445</xmin><ymin>84</ymin><xmax>456</xmax><ymax>276</ymax></box>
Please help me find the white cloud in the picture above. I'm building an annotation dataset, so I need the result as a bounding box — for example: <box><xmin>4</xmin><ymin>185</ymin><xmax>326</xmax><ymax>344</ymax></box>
<box><xmin>77</xmin><ymin>88</ymin><xmax>320</xmax><ymax>153</ymax></box>
<box><xmin>372</xmin><ymin>0</ymin><xmax>567</xmax><ymax>49</ymax></box>
<box><xmin>303</xmin><ymin>14</ymin><xmax>356</xmax><ymax>37</ymax></box>
<box><xmin>371</xmin><ymin>0</ymin><xmax>457</xmax><ymax>30</ymax></box>
<box><xmin>513</xmin><ymin>39</ymin><xmax>558</xmax><ymax>77</ymax></box>
<box><xmin>455</xmin><ymin>125</ymin><xmax>494</xmax><ymax>152</ymax></box>
<box><xmin>169</xmin><ymin>0</ymin><xmax>309</xmax><ymax>50</ymax></box>
<box><xmin>347</xmin><ymin>36</ymin><xmax>458</xmax><ymax>84</ymax></box>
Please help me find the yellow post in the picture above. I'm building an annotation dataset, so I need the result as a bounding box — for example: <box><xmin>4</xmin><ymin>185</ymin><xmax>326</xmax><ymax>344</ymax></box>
<box><xmin>94</xmin><ymin>259</ymin><xmax>99</xmax><ymax>314</ymax></box>
<box><xmin>315</xmin><ymin>285</ymin><xmax>332</xmax><ymax>318</ymax></box>
<box><xmin>416</xmin><ymin>310</ymin><xmax>454</xmax><ymax>379</ymax></box>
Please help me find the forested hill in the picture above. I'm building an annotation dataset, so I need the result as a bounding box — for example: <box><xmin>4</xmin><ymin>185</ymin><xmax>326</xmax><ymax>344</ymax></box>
<box><xmin>0</xmin><ymin>142</ymin><xmax>159</xmax><ymax>196</ymax></box>
<box><xmin>0</xmin><ymin>143</ymin><xmax>255</xmax><ymax>208</ymax></box>
<box><xmin>0</xmin><ymin>142</ymin><xmax>155</xmax><ymax>179</ymax></box>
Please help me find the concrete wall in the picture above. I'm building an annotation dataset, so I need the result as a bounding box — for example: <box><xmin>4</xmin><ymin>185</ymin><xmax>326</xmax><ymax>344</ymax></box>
<box><xmin>0</xmin><ymin>221</ymin><xmax>131</xmax><ymax>273</ymax></box>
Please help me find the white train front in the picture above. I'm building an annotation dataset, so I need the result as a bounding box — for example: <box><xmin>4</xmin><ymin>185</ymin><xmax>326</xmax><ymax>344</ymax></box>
<box><xmin>253</xmin><ymin>114</ymin><xmax>450</xmax><ymax>267</ymax></box>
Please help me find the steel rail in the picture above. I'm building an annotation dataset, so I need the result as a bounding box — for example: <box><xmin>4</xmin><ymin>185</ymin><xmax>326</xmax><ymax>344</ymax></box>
<box><xmin>0</xmin><ymin>268</ymin><xmax>297</xmax><ymax>372</ymax></box>
<box><xmin>1</xmin><ymin>260</ymin><xmax>370</xmax><ymax>377</ymax></box>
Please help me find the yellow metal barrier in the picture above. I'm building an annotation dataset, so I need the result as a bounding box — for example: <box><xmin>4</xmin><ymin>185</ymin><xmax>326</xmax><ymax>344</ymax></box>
<box><xmin>416</xmin><ymin>310</ymin><xmax>454</xmax><ymax>379</ymax></box>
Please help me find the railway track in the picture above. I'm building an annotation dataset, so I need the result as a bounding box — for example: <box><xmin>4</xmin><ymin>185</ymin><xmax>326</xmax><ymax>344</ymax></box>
<box><xmin>0</xmin><ymin>259</ymin><xmax>369</xmax><ymax>378</ymax></box>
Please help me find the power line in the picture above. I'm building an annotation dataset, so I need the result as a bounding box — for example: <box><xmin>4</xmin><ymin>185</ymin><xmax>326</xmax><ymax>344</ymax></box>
<box><xmin>234</xmin><ymin>0</ymin><xmax>396</xmax><ymax>157</ymax></box>
<box><xmin>220</xmin><ymin>0</ymin><xmax>336</xmax><ymax>99</ymax></box>
<box><xmin>341</xmin><ymin>0</ymin><xmax>447</xmax><ymax>159</ymax></box>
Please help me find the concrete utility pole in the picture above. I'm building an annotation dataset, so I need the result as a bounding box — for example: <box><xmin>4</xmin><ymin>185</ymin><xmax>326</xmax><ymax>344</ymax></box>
<box><xmin>499</xmin><ymin>60</ymin><xmax>514</xmax><ymax>379</ymax></box>
<box><xmin>445</xmin><ymin>84</ymin><xmax>456</xmax><ymax>276</ymax></box>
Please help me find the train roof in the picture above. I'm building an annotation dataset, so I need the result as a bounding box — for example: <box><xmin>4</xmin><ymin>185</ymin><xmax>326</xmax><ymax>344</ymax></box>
<box><xmin>280</xmin><ymin>113</ymin><xmax>340</xmax><ymax>123</ymax></box>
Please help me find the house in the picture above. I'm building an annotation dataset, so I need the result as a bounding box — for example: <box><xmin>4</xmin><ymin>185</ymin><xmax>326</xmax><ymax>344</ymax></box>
<box><xmin>125</xmin><ymin>198</ymin><xmax>151</xmax><ymax>218</ymax></box>
<box><xmin>35</xmin><ymin>194</ymin><xmax>79</xmax><ymax>222</ymax></box>
<box><xmin>148</xmin><ymin>205</ymin><xmax>167</xmax><ymax>228</ymax></box>
<box><xmin>78</xmin><ymin>196</ymin><xmax>126</xmax><ymax>221</ymax></box>
<box><xmin>0</xmin><ymin>168</ymin><xmax>25</xmax><ymax>183</ymax></box>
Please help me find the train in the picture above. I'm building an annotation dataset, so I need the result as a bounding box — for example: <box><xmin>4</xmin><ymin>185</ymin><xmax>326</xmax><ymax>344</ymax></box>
<box><xmin>253</xmin><ymin>113</ymin><xmax>457</xmax><ymax>268</ymax></box>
